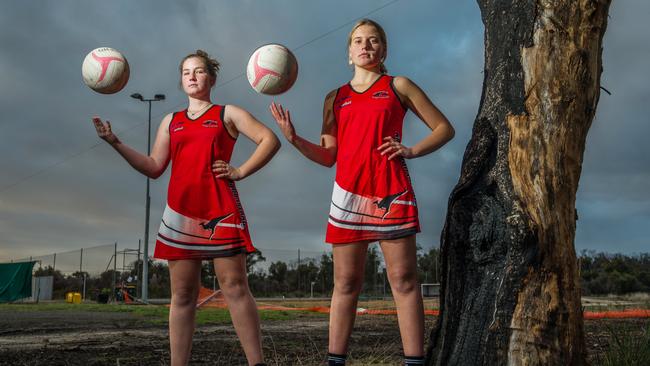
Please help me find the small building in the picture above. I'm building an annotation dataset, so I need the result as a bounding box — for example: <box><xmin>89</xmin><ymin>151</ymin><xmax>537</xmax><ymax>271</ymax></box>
<box><xmin>421</xmin><ymin>283</ymin><xmax>440</xmax><ymax>297</ymax></box>
<box><xmin>30</xmin><ymin>276</ymin><xmax>53</xmax><ymax>301</ymax></box>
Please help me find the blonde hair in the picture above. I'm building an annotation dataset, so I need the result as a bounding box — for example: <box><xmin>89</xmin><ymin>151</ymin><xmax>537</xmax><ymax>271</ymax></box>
<box><xmin>179</xmin><ymin>50</ymin><xmax>220</xmax><ymax>86</ymax></box>
<box><xmin>347</xmin><ymin>19</ymin><xmax>388</xmax><ymax>74</ymax></box>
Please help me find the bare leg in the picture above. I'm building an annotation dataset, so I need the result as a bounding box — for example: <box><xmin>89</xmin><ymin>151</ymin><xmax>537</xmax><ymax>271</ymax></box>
<box><xmin>168</xmin><ymin>259</ymin><xmax>202</xmax><ymax>366</ymax></box>
<box><xmin>214</xmin><ymin>254</ymin><xmax>264</xmax><ymax>365</ymax></box>
<box><xmin>328</xmin><ymin>242</ymin><xmax>369</xmax><ymax>355</ymax></box>
<box><xmin>380</xmin><ymin>235</ymin><xmax>424</xmax><ymax>357</ymax></box>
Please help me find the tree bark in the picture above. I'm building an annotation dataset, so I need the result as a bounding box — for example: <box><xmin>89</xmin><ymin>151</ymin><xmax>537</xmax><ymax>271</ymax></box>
<box><xmin>427</xmin><ymin>1</ymin><xmax>612</xmax><ymax>365</ymax></box>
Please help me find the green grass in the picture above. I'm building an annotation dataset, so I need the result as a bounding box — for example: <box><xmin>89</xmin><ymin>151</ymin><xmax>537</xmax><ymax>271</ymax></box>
<box><xmin>0</xmin><ymin>302</ymin><xmax>326</xmax><ymax>325</ymax></box>
<box><xmin>595</xmin><ymin>323</ymin><xmax>650</xmax><ymax>366</ymax></box>
<box><xmin>0</xmin><ymin>302</ymin><xmax>145</xmax><ymax>313</ymax></box>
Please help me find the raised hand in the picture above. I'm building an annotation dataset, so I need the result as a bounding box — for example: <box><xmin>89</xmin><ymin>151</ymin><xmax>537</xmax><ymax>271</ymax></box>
<box><xmin>212</xmin><ymin>160</ymin><xmax>243</xmax><ymax>181</ymax></box>
<box><xmin>92</xmin><ymin>116</ymin><xmax>120</xmax><ymax>145</ymax></box>
<box><xmin>269</xmin><ymin>102</ymin><xmax>296</xmax><ymax>144</ymax></box>
<box><xmin>378</xmin><ymin>136</ymin><xmax>414</xmax><ymax>160</ymax></box>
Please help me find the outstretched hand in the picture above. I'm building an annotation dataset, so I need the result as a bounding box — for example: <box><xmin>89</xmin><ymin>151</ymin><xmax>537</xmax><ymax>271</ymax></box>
<box><xmin>212</xmin><ymin>160</ymin><xmax>243</xmax><ymax>181</ymax></box>
<box><xmin>92</xmin><ymin>116</ymin><xmax>120</xmax><ymax>145</ymax></box>
<box><xmin>378</xmin><ymin>136</ymin><xmax>414</xmax><ymax>160</ymax></box>
<box><xmin>269</xmin><ymin>102</ymin><xmax>296</xmax><ymax>144</ymax></box>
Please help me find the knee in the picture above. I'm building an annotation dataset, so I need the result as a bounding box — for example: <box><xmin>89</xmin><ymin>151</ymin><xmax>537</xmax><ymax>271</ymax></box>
<box><xmin>334</xmin><ymin>273</ymin><xmax>364</xmax><ymax>296</ymax></box>
<box><xmin>387</xmin><ymin>267</ymin><xmax>418</xmax><ymax>295</ymax></box>
<box><xmin>172</xmin><ymin>286</ymin><xmax>198</xmax><ymax>308</ymax></box>
<box><xmin>219</xmin><ymin>276</ymin><xmax>249</xmax><ymax>300</ymax></box>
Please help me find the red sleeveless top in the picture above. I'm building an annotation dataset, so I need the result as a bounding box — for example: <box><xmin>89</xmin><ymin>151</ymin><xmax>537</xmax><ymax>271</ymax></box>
<box><xmin>154</xmin><ymin>105</ymin><xmax>254</xmax><ymax>260</ymax></box>
<box><xmin>326</xmin><ymin>75</ymin><xmax>420</xmax><ymax>244</ymax></box>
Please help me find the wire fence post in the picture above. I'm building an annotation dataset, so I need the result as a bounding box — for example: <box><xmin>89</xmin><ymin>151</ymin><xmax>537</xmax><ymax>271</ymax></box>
<box><xmin>112</xmin><ymin>242</ymin><xmax>117</xmax><ymax>302</ymax></box>
<box><xmin>79</xmin><ymin>248</ymin><xmax>83</xmax><ymax>294</ymax></box>
<box><xmin>433</xmin><ymin>251</ymin><xmax>440</xmax><ymax>283</ymax></box>
<box><xmin>381</xmin><ymin>265</ymin><xmax>386</xmax><ymax>298</ymax></box>
<box><xmin>137</xmin><ymin>239</ymin><xmax>142</xmax><ymax>298</ymax></box>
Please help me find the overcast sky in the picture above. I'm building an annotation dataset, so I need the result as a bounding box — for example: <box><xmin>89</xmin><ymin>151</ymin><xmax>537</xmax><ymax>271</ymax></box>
<box><xmin>0</xmin><ymin>1</ymin><xmax>648</xmax><ymax>268</ymax></box>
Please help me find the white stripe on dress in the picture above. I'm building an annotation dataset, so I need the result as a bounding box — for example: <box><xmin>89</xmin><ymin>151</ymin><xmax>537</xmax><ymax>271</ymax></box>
<box><xmin>329</xmin><ymin>182</ymin><xmax>417</xmax><ymax>223</ymax></box>
<box><xmin>327</xmin><ymin>218</ymin><xmax>416</xmax><ymax>232</ymax></box>
<box><xmin>158</xmin><ymin>204</ymin><xmax>243</xmax><ymax>244</ymax></box>
<box><xmin>157</xmin><ymin>235</ymin><xmax>242</xmax><ymax>252</ymax></box>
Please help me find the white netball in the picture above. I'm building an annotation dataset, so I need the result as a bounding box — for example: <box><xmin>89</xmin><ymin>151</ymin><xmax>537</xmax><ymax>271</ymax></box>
<box><xmin>246</xmin><ymin>44</ymin><xmax>298</xmax><ymax>95</ymax></box>
<box><xmin>81</xmin><ymin>47</ymin><xmax>130</xmax><ymax>94</ymax></box>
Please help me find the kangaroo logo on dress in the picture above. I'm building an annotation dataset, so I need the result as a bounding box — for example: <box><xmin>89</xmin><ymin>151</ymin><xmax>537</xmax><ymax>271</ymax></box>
<box><xmin>202</xmin><ymin>120</ymin><xmax>219</xmax><ymax>128</ymax></box>
<box><xmin>200</xmin><ymin>213</ymin><xmax>233</xmax><ymax>239</ymax></box>
<box><xmin>374</xmin><ymin>190</ymin><xmax>408</xmax><ymax>219</ymax></box>
<box><xmin>372</xmin><ymin>90</ymin><xmax>390</xmax><ymax>99</ymax></box>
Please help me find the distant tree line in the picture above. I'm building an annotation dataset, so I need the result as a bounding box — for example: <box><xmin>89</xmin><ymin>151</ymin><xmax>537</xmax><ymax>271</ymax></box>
<box><xmin>580</xmin><ymin>250</ymin><xmax>650</xmax><ymax>295</ymax></box>
<box><xmin>33</xmin><ymin>248</ymin><xmax>649</xmax><ymax>301</ymax></box>
<box><xmin>33</xmin><ymin>245</ymin><xmax>442</xmax><ymax>300</ymax></box>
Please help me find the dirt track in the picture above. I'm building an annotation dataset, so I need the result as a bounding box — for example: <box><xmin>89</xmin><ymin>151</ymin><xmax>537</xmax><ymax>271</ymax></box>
<box><xmin>0</xmin><ymin>308</ymin><xmax>648</xmax><ymax>365</ymax></box>
<box><xmin>0</xmin><ymin>310</ymin><xmax>408</xmax><ymax>365</ymax></box>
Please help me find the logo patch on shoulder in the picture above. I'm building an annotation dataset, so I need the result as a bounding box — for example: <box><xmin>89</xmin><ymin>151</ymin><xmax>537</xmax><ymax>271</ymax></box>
<box><xmin>202</xmin><ymin>120</ymin><xmax>219</xmax><ymax>128</ymax></box>
<box><xmin>336</xmin><ymin>95</ymin><xmax>352</xmax><ymax>109</ymax></box>
<box><xmin>170</xmin><ymin>121</ymin><xmax>184</xmax><ymax>132</ymax></box>
<box><xmin>372</xmin><ymin>90</ymin><xmax>390</xmax><ymax>99</ymax></box>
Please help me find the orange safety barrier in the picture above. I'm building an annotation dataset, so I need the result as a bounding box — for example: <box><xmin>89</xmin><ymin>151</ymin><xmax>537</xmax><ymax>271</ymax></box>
<box><xmin>193</xmin><ymin>288</ymin><xmax>650</xmax><ymax>319</ymax></box>
<box><xmin>122</xmin><ymin>290</ymin><xmax>133</xmax><ymax>304</ymax></box>
<box><xmin>584</xmin><ymin>308</ymin><xmax>650</xmax><ymax>319</ymax></box>
<box><xmin>196</xmin><ymin>287</ymin><xmax>226</xmax><ymax>309</ymax></box>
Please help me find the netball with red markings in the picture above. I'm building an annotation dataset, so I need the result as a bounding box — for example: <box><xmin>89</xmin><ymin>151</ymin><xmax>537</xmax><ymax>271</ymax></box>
<box><xmin>246</xmin><ymin>44</ymin><xmax>298</xmax><ymax>95</ymax></box>
<box><xmin>81</xmin><ymin>47</ymin><xmax>130</xmax><ymax>94</ymax></box>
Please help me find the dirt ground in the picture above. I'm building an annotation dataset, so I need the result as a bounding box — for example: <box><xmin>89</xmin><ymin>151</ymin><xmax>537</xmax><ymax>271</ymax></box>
<box><xmin>0</xmin><ymin>307</ymin><xmax>648</xmax><ymax>365</ymax></box>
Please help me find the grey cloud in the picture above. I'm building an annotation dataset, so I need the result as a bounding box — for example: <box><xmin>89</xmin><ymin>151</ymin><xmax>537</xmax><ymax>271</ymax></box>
<box><xmin>0</xmin><ymin>0</ymin><xmax>648</xmax><ymax>262</ymax></box>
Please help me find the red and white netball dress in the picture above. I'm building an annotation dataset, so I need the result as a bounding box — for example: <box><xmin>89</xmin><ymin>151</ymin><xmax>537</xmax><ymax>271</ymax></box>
<box><xmin>154</xmin><ymin>105</ymin><xmax>255</xmax><ymax>260</ymax></box>
<box><xmin>326</xmin><ymin>75</ymin><xmax>420</xmax><ymax>244</ymax></box>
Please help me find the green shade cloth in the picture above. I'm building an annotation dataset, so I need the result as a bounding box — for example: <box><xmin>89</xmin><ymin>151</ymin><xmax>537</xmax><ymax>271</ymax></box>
<box><xmin>0</xmin><ymin>261</ymin><xmax>36</xmax><ymax>303</ymax></box>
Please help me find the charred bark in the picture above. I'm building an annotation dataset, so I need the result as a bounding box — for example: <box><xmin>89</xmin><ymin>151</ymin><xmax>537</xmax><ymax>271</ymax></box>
<box><xmin>427</xmin><ymin>1</ymin><xmax>611</xmax><ymax>365</ymax></box>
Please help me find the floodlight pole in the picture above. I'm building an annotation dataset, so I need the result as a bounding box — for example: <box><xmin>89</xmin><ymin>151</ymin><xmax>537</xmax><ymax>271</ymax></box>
<box><xmin>130</xmin><ymin>93</ymin><xmax>165</xmax><ymax>302</ymax></box>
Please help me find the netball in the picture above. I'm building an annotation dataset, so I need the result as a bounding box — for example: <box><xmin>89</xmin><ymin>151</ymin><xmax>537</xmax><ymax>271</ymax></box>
<box><xmin>81</xmin><ymin>47</ymin><xmax>130</xmax><ymax>94</ymax></box>
<box><xmin>246</xmin><ymin>44</ymin><xmax>298</xmax><ymax>95</ymax></box>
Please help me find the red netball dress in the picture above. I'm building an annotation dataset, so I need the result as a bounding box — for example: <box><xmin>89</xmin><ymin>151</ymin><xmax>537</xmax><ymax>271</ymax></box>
<box><xmin>326</xmin><ymin>75</ymin><xmax>420</xmax><ymax>244</ymax></box>
<box><xmin>153</xmin><ymin>105</ymin><xmax>255</xmax><ymax>260</ymax></box>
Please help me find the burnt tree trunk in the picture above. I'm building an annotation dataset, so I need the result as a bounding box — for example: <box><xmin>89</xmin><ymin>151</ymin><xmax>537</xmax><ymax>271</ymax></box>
<box><xmin>427</xmin><ymin>1</ymin><xmax>612</xmax><ymax>365</ymax></box>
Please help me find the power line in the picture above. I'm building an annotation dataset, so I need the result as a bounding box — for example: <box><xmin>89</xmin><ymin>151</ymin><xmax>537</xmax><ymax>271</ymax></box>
<box><xmin>153</xmin><ymin>0</ymin><xmax>400</xmax><ymax>122</ymax></box>
<box><xmin>0</xmin><ymin>0</ymin><xmax>400</xmax><ymax>195</ymax></box>
<box><xmin>0</xmin><ymin>141</ymin><xmax>103</xmax><ymax>194</ymax></box>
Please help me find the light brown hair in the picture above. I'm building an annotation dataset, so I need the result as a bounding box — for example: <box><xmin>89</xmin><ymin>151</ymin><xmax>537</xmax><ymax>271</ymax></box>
<box><xmin>347</xmin><ymin>19</ymin><xmax>388</xmax><ymax>74</ymax></box>
<box><xmin>179</xmin><ymin>50</ymin><xmax>220</xmax><ymax>86</ymax></box>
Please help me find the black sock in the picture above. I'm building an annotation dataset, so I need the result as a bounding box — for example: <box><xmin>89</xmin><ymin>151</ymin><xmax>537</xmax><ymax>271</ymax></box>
<box><xmin>328</xmin><ymin>352</ymin><xmax>347</xmax><ymax>365</ymax></box>
<box><xmin>404</xmin><ymin>355</ymin><xmax>425</xmax><ymax>365</ymax></box>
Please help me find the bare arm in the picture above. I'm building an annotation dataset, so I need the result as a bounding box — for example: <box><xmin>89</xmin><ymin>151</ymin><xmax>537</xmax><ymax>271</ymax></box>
<box><xmin>212</xmin><ymin>105</ymin><xmax>280</xmax><ymax>180</ymax></box>
<box><xmin>92</xmin><ymin>114</ymin><xmax>172</xmax><ymax>178</ymax></box>
<box><xmin>378</xmin><ymin>76</ymin><xmax>455</xmax><ymax>160</ymax></box>
<box><xmin>269</xmin><ymin>89</ymin><xmax>338</xmax><ymax>167</ymax></box>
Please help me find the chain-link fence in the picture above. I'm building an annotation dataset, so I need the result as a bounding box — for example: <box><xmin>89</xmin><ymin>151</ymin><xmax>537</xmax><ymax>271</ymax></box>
<box><xmin>7</xmin><ymin>243</ymin><xmax>140</xmax><ymax>302</ymax></box>
<box><xmin>6</xmin><ymin>243</ymin><xmax>441</xmax><ymax>302</ymax></box>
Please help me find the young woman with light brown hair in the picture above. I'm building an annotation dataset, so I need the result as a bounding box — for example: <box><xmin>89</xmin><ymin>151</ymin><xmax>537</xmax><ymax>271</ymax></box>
<box><xmin>270</xmin><ymin>19</ymin><xmax>454</xmax><ymax>366</ymax></box>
